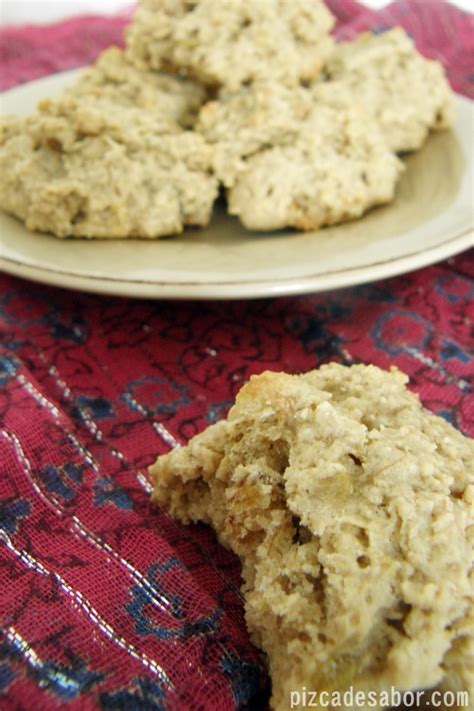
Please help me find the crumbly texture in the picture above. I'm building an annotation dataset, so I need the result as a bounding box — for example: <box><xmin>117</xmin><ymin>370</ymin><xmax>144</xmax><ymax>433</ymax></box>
<box><xmin>68</xmin><ymin>46</ymin><xmax>207</xmax><ymax>128</ymax></box>
<box><xmin>197</xmin><ymin>83</ymin><xmax>403</xmax><ymax>231</ymax></box>
<box><xmin>150</xmin><ymin>364</ymin><xmax>474</xmax><ymax>711</ymax></box>
<box><xmin>196</xmin><ymin>82</ymin><xmax>314</xmax><ymax>187</ymax></box>
<box><xmin>126</xmin><ymin>0</ymin><xmax>335</xmax><ymax>91</ymax></box>
<box><xmin>0</xmin><ymin>96</ymin><xmax>218</xmax><ymax>239</ymax></box>
<box><xmin>313</xmin><ymin>28</ymin><xmax>455</xmax><ymax>153</ymax></box>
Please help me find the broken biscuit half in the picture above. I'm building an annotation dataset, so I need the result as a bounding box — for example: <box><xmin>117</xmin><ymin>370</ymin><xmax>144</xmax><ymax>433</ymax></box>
<box><xmin>150</xmin><ymin>364</ymin><xmax>473</xmax><ymax>710</ymax></box>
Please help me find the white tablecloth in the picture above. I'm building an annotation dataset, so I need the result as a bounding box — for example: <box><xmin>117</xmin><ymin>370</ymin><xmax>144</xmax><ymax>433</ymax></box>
<box><xmin>1</xmin><ymin>1</ymin><xmax>131</xmax><ymax>25</ymax></box>
<box><xmin>1</xmin><ymin>0</ymin><xmax>472</xmax><ymax>26</ymax></box>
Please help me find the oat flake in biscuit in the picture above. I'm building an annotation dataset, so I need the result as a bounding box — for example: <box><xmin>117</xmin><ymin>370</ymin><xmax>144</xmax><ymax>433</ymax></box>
<box><xmin>314</xmin><ymin>28</ymin><xmax>455</xmax><ymax>153</ymax></box>
<box><xmin>150</xmin><ymin>364</ymin><xmax>474</xmax><ymax>711</ymax></box>
<box><xmin>197</xmin><ymin>83</ymin><xmax>403</xmax><ymax>231</ymax></box>
<box><xmin>126</xmin><ymin>0</ymin><xmax>335</xmax><ymax>91</ymax></box>
<box><xmin>0</xmin><ymin>97</ymin><xmax>218</xmax><ymax>239</ymax></box>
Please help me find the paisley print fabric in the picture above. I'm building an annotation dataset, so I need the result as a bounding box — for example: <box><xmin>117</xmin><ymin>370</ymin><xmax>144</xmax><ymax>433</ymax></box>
<box><xmin>0</xmin><ymin>1</ymin><xmax>473</xmax><ymax>708</ymax></box>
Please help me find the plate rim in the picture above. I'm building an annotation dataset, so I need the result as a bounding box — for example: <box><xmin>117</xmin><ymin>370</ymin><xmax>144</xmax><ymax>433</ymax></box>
<box><xmin>1</xmin><ymin>71</ymin><xmax>473</xmax><ymax>300</ymax></box>
<box><xmin>1</xmin><ymin>226</ymin><xmax>471</xmax><ymax>299</ymax></box>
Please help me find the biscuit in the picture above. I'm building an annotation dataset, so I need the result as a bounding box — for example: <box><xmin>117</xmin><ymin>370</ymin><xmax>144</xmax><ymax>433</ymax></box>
<box><xmin>196</xmin><ymin>82</ymin><xmax>313</xmax><ymax>187</ymax></box>
<box><xmin>68</xmin><ymin>46</ymin><xmax>207</xmax><ymax>128</ymax></box>
<box><xmin>126</xmin><ymin>0</ymin><xmax>335</xmax><ymax>91</ymax></box>
<box><xmin>150</xmin><ymin>364</ymin><xmax>474</xmax><ymax>711</ymax></box>
<box><xmin>314</xmin><ymin>28</ymin><xmax>454</xmax><ymax>153</ymax></box>
<box><xmin>0</xmin><ymin>97</ymin><xmax>218</xmax><ymax>238</ymax></box>
<box><xmin>197</xmin><ymin>83</ymin><xmax>403</xmax><ymax>231</ymax></box>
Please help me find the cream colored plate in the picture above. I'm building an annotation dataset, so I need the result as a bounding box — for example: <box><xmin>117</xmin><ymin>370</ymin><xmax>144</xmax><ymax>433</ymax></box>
<box><xmin>0</xmin><ymin>71</ymin><xmax>472</xmax><ymax>300</ymax></box>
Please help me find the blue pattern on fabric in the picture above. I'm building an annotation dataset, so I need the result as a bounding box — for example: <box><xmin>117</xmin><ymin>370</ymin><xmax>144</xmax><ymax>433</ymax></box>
<box><xmin>290</xmin><ymin>316</ymin><xmax>342</xmax><ymax>356</ymax></box>
<box><xmin>0</xmin><ymin>662</ymin><xmax>16</xmax><ymax>692</ymax></box>
<box><xmin>33</xmin><ymin>658</ymin><xmax>104</xmax><ymax>699</ymax></box>
<box><xmin>75</xmin><ymin>396</ymin><xmax>115</xmax><ymax>420</ymax></box>
<box><xmin>0</xmin><ymin>290</ymin><xmax>54</xmax><ymax>326</ymax></box>
<box><xmin>40</xmin><ymin>465</ymin><xmax>76</xmax><ymax>502</ymax></box>
<box><xmin>439</xmin><ymin>340</ymin><xmax>470</xmax><ymax>364</ymax></box>
<box><xmin>3</xmin><ymin>638</ymin><xmax>104</xmax><ymax>700</ymax></box>
<box><xmin>438</xmin><ymin>410</ymin><xmax>457</xmax><ymax>427</ymax></box>
<box><xmin>0</xmin><ymin>499</ymin><xmax>31</xmax><ymax>534</ymax></box>
<box><xmin>100</xmin><ymin>676</ymin><xmax>166</xmax><ymax>711</ymax></box>
<box><xmin>207</xmin><ymin>400</ymin><xmax>233</xmax><ymax>423</ymax></box>
<box><xmin>220</xmin><ymin>654</ymin><xmax>263</xmax><ymax>706</ymax></box>
<box><xmin>353</xmin><ymin>284</ymin><xmax>397</xmax><ymax>303</ymax></box>
<box><xmin>126</xmin><ymin>561</ymin><xmax>222</xmax><ymax>640</ymax></box>
<box><xmin>122</xmin><ymin>376</ymin><xmax>190</xmax><ymax>417</ymax></box>
<box><xmin>51</xmin><ymin>318</ymin><xmax>86</xmax><ymax>343</ymax></box>
<box><xmin>371</xmin><ymin>310</ymin><xmax>431</xmax><ymax>355</ymax></box>
<box><xmin>62</xmin><ymin>463</ymin><xmax>84</xmax><ymax>483</ymax></box>
<box><xmin>0</xmin><ymin>354</ymin><xmax>18</xmax><ymax>386</ymax></box>
<box><xmin>94</xmin><ymin>477</ymin><xmax>133</xmax><ymax>510</ymax></box>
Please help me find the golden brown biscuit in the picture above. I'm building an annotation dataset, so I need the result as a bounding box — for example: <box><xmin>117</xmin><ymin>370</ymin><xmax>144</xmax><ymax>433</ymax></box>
<box><xmin>150</xmin><ymin>364</ymin><xmax>474</xmax><ymax>710</ymax></box>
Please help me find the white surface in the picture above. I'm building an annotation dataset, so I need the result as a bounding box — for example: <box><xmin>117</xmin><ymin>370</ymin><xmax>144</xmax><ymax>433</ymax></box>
<box><xmin>0</xmin><ymin>71</ymin><xmax>472</xmax><ymax>300</ymax></box>
<box><xmin>0</xmin><ymin>0</ymin><xmax>472</xmax><ymax>25</ymax></box>
<box><xmin>0</xmin><ymin>1</ymin><xmax>130</xmax><ymax>25</ymax></box>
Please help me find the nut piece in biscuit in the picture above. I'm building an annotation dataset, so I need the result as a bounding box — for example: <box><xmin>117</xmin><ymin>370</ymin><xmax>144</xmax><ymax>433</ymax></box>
<box><xmin>126</xmin><ymin>0</ymin><xmax>335</xmax><ymax>91</ymax></box>
<box><xmin>150</xmin><ymin>364</ymin><xmax>474</xmax><ymax>711</ymax></box>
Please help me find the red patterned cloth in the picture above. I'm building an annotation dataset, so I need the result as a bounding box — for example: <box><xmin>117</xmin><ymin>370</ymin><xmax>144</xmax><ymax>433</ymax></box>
<box><xmin>0</xmin><ymin>2</ymin><xmax>473</xmax><ymax>709</ymax></box>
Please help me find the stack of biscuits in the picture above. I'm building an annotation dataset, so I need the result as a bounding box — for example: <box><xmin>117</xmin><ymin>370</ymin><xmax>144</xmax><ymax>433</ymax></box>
<box><xmin>0</xmin><ymin>0</ymin><xmax>454</xmax><ymax>238</ymax></box>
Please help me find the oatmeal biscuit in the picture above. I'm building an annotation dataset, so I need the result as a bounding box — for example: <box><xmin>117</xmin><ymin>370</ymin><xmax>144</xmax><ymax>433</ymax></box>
<box><xmin>314</xmin><ymin>28</ymin><xmax>455</xmax><ymax>153</ymax></box>
<box><xmin>68</xmin><ymin>46</ymin><xmax>207</xmax><ymax>128</ymax></box>
<box><xmin>0</xmin><ymin>97</ymin><xmax>218</xmax><ymax>238</ymax></box>
<box><xmin>150</xmin><ymin>364</ymin><xmax>474</xmax><ymax>710</ymax></box>
<box><xmin>196</xmin><ymin>82</ymin><xmax>314</xmax><ymax>187</ymax></box>
<box><xmin>197</xmin><ymin>83</ymin><xmax>403</xmax><ymax>231</ymax></box>
<box><xmin>126</xmin><ymin>0</ymin><xmax>335</xmax><ymax>91</ymax></box>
